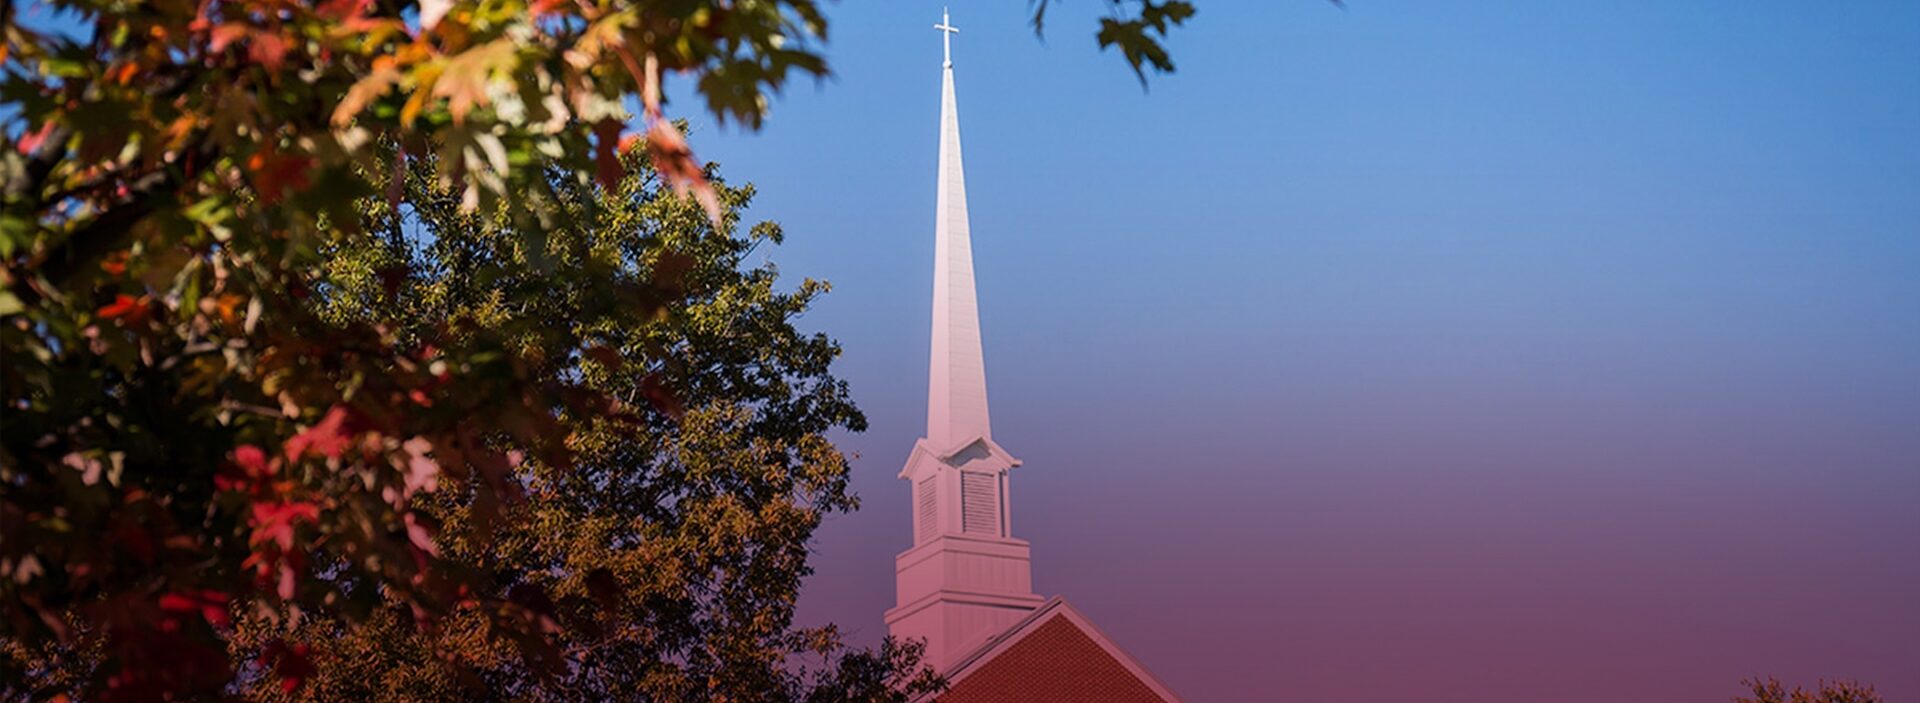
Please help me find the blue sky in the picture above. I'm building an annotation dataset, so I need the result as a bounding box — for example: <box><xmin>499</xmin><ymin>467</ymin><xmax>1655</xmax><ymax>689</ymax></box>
<box><xmin>671</xmin><ymin>2</ymin><xmax>1920</xmax><ymax>701</ymax></box>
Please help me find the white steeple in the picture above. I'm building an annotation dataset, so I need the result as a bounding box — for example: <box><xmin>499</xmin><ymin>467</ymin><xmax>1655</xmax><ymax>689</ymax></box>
<box><xmin>926</xmin><ymin>6</ymin><xmax>991</xmax><ymax>452</ymax></box>
<box><xmin>886</xmin><ymin>12</ymin><xmax>1043</xmax><ymax>674</ymax></box>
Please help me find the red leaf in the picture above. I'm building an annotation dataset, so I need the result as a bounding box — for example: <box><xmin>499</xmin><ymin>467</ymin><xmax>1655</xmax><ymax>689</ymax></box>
<box><xmin>99</xmin><ymin>251</ymin><xmax>128</xmax><ymax>276</ymax></box>
<box><xmin>315</xmin><ymin>0</ymin><xmax>369</xmax><ymax>21</ymax></box>
<box><xmin>97</xmin><ymin>294</ymin><xmax>151</xmax><ymax>325</ymax></box>
<box><xmin>234</xmin><ymin>445</ymin><xmax>272</xmax><ymax>476</ymax></box>
<box><xmin>16</xmin><ymin>122</ymin><xmax>56</xmax><ymax>155</ymax></box>
<box><xmin>639</xmin><ymin>373</ymin><xmax>684</xmax><ymax>419</ymax></box>
<box><xmin>250</xmin><ymin>501</ymin><xmax>321</xmax><ymax>551</ymax></box>
<box><xmin>245</xmin><ymin>146</ymin><xmax>312</xmax><ymax>205</ymax></box>
<box><xmin>593</xmin><ymin>119</ymin><xmax>624</xmax><ymax>191</ymax></box>
<box><xmin>285</xmin><ymin>406</ymin><xmax>357</xmax><ymax>461</ymax></box>
<box><xmin>209</xmin><ymin>24</ymin><xmax>249</xmax><ymax>53</ymax></box>
<box><xmin>158</xmin><ymin>590</ymin><xmax>232</xmax><ymax>629</ymax></box>
<box><xmin>218</xmin><ymin>444</ymin><xmax>277</xmax><ymax>493</ymax></box>
<box><xmin>644</xmin><ymin>120</ymin><xmax>722</xmax><ymax>228</ymax></box>
<box><xmin>248</xmin><ymin>31</ymin><xmax>288</xmax><ymax>71</ymax></box>
<box><xmin>260</xmin><ymin>640</ymin><xmax>316</xmax><ymax>694</ymax></box>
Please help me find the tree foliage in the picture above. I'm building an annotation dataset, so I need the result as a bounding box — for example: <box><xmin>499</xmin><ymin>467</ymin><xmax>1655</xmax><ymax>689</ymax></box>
<box><xmin>0</xmin><ymin>0</ymin><xmax>1213</xmax><ymax>697</ymax></box>
<box><xmin>3</xmin><ymin>123</ymin><xmax>945</xmax><ymax>698</ymax></box>
<box><xmin>212</xmin><ymin>145</ymin><xmax>941</xmax><ymax>701</ymax></box>
<box><xmin>1736</xmin><ymin>678</ymin><xmax>1882</xmax><ymax>703</ymax></box>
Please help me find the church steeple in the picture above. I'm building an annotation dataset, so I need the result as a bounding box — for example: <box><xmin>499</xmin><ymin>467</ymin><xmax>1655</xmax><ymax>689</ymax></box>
<box><xmin>886</xmin><ymin>12</ymin><xmax>1044</xmax><ymax>674</ymax></box>
<box><xmin>927</xmin><ymin>7</ymin><xmax>992</xmax><ymax>451</ymax></box>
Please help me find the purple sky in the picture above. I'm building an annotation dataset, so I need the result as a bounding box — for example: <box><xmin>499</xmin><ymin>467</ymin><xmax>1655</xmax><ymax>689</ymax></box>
<box><xmin>672</xmin><ymin>1</ymin><xmax>1919</xmax><ymax>700</ymax></box>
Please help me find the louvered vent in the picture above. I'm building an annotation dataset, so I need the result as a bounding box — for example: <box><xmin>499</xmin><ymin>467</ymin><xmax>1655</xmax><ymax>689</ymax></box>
<box><xmin>960</xmin><ymin>471</ymin><xmax>1000</xmax><ymax>536</ymax></box>
<box><xmin>915</xmin><ymin>478</ymin><xmax>938</xmax><ymax>543</ymax></box>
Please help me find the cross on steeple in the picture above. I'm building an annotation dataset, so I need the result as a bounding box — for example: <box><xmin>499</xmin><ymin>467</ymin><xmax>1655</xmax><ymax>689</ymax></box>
<box><xmin>934</xmin><ymin>8</ymin><xmax>959</xmax><ymax>68</ymax></box>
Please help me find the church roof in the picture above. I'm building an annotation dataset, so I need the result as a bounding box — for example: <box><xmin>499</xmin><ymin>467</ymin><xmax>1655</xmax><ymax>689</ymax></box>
<box><xmin>928</xmin><ymin>597</ymin><xmax>1185</xmax><ymax>703</ymax></box>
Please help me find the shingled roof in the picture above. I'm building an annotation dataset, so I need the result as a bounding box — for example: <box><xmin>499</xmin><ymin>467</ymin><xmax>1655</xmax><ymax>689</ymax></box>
<box><xmin>928</xmin><ymin>597</ymin><xmax>1183</xmax><ymax>703</ymax></box>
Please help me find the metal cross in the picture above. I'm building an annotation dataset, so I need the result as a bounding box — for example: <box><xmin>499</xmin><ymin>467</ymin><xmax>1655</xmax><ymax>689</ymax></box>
<box><xmin>933</xmin><ymin>8</ymin><xmax>959</xmax><ymax>67</ymax></box>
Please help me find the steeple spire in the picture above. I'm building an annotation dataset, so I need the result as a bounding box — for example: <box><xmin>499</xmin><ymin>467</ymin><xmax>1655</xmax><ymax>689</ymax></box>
<box><xmin>927</xmin><ymin>9</ymin><xmax>990</xmax><ymax>451</ymax></box>
<box><xmin>888</xmin><ymin>12</ymin><xmax>1042</xmax><ymax>674</ymax></box>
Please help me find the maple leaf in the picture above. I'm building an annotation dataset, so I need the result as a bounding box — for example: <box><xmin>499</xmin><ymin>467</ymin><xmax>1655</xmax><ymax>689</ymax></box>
<box><xmin>158</xmin><ymin>590</ymin><xmax>232</xmax><ymax>629</ymax></box>
<box><xmin>250</xmin><ymin>502</ymin><xmax>321</xmax><ymax>551</ymax></box>
<box><xmin>432</xmin><ymin>40</ymin><xmax>519</xmax><ymax>125</ymax></box>
<box><xmin>332</xmin><ymin>59</ymin><xmax>402</xmax><ymax>127</ymax></box>
<box><xmin>594</xmin><ymin>119</ymin><xmax>624</xmax><ymax>191</ymax></box>
<box><xmin>645</xmin><ymin>119</ymin><xmax>722</xmax><ymax>228</ymax></box>
<box><xmin>639</xmin><ymin>373</ymin><xmax>685</xmax><ymax>419</ymax></box>
<box><xmin>208</xmin><ymin>24</ymin><xmax>248</xmax><ymax>53</ymax></box>
<box><xmin>245</xmin><ymin>147</ymin><xmax>313</xmax><ymax>205</ymax></box>
<box><xmin>248</xmin><ymin>31</ymin><xmax>290</xmax><ymax>71</ymax></box>
<box><xmin>217</xmin><ymin>444</ymin><xmax>278</xmax><ymax>493</ymax></box>
<box><xmin>285</xmin><ymin>406</ymin><xmax>358</xmax><ymax>461</ymax></box>
<box><xmin>97</xmin><ymin>294</ymin><xmax>151</xmax><ymax>326</ymax></box>
<box><xmin>234</xmin><ymin>445</ymin><xmax>271</xmax><ymax>476</ymax></box>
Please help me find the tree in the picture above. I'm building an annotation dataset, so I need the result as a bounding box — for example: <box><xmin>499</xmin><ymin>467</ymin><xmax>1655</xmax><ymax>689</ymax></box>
<box><xmin>1736</xmin><ymin>678</ymin><xmax>1882</xmax><ymax>703</ymax></box>
<box><xmin>5</xmin><ymin>133</ymin><xmax>946</xmax><ymax>698</ymax></box>
<box><xmin>215</xmin><ymin>144</ymin><xmax>942</xmax><ymax>700</ymax></box>
<box><xmin>0</xmin><ymin>0</ymin><xmax>1206</xmax><ymax>697</ymax></box>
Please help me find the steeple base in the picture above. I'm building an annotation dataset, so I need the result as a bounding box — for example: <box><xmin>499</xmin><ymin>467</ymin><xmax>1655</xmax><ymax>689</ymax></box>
<box><xmin>885</xmin><ymin>534</ymin><xmax>1044</xmax><ymax>672</ymax></box>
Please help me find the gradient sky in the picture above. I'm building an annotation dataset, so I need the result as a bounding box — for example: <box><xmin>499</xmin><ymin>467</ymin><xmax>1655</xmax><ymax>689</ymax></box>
<box><xmin>664</xmin><ymin>2</ymin><xmax>1920</xmax><ymax>701</ymax></box>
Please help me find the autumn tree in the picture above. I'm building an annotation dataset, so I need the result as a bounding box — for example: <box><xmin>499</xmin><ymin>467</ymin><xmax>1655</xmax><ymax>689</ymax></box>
<box><xmin>0</xmin><ymin>0</ymin><xmax>1204</xmax><ymax>697</ymax></box>
<box><xmin>1736</xmin><ymin>678</ymin><xmax>1882</xmax><ymax>703</ymax></box>
<box><xmin>196</xmin><ymin>145</ymin><xmax>935</xmax><ymax>700</ymax></box>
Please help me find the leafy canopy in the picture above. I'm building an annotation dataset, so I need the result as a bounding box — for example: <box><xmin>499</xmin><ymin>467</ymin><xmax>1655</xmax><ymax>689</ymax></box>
<box><xmin>1735</xmin><ymin>678</ymin><xmax>1882</xmax><ymax>703</ymax></box>
<box><xmin>0</xmin><ymin>0</ymin><xmax>1209</xmax><ymax>698</ymax></box>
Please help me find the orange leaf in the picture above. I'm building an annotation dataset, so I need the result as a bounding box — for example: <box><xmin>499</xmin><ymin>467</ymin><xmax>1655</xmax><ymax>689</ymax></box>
<box><xmin>246</xmin><ymin>147</ymin><xmax>312</xmax><ymax>204</ymax></box>
<box><xmin>331</xmin><ymin>61</ymin><xmax>401</xmax><ymax>126</ymax></box>
<box><xmin>644</xmin><ymin>120</ymin><xmax>721</xmax><ymax>228</ymax></box>
<box><xmin>97</xmin><ymin>294</ymin><xmax>150</xmax><ymax>325</ymax></box>
<box><xmin>209</xmin><ymin>24</ymin><xmax>248</xmax><ymax>53</ymax></box>
<box><xmin>110</xmin><ymin>62</ymin><xmax>139</xmax><ymax>85</ymax></box>
<box><xmin>99</xmin><ymin>251</ymin><xmax>128</xmax><ymax>276</ymax></box>
<box><xmin>248</xmin><ymin>31</ymin><xmax>289</xmax><ymax>71</ymax></box>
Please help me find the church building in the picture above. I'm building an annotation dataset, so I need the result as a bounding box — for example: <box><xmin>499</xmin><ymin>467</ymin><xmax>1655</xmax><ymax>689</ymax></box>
<box><xmin>882</xmin><ymin>12</ymin><xmax>1184</xmax><ymax>702</ymax></box>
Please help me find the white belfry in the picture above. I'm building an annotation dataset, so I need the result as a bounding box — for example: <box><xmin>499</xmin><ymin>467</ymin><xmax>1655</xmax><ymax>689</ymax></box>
<box><xmin>885</xmin><ymin>12</ymin><xmax>1044</xmax><ymax>674</ymax></box>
